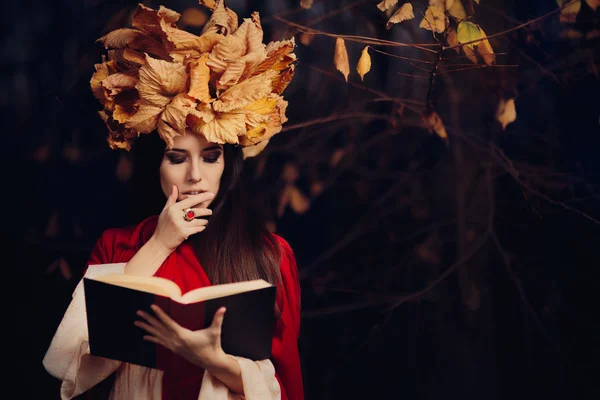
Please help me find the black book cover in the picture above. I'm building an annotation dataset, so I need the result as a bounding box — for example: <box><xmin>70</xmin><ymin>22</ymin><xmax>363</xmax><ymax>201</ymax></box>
<box><xmin>83</xmin><ymin>278</ymin><xmax>276</xmax><ymax>371</ymax></box>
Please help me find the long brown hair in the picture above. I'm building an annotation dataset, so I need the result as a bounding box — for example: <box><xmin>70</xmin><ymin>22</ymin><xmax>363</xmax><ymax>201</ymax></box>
<box><xmin>128</xmin><ymin>133</ymin><xmax>282</xmax><ymax>289</ymax></box>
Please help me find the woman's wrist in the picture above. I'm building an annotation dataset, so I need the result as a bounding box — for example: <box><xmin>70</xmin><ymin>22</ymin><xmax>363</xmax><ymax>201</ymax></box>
<box><xmin>205</xmin><ymin>351</ymin><xmax>243</xmax><ymax>393</ymax></box>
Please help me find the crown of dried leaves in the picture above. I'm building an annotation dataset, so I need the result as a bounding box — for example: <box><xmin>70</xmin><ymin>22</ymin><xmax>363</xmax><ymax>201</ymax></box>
<box><xmin>90</xmin><ymin>0</ymin><xmax>296</xmax><ymax>157</ymax></box>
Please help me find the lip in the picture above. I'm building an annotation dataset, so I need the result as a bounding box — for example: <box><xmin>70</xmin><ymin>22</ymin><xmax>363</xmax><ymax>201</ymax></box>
<box><xmin>182</xmin><ymin>190</ymin><xmax>206</xmax><ymax>195</ymax></box>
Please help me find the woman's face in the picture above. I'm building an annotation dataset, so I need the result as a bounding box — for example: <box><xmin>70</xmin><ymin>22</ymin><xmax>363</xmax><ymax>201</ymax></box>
<box><xmin>159</xmin><ymin>131</ymin><xmax>225</xmax><ymax>208</ymax></box>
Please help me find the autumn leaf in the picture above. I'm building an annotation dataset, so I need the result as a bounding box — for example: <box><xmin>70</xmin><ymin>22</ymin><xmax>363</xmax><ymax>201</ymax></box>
<box><xmin>188</xmin><ymin>53</ymin><xmax>213</xmax><ymax>103</ymax></box>
<box><xmin>386</xmin><ymin>3</ymin><xmax>415</xmax><ymax>29</ymax></box>
<box><xmin>180</xmin><ymin>7</ymin><xmax>208</xmax><ymax>27</ymax></box>
<box><xmin>136</xmin><ymin>54</ymin><xmax>187</xmax><ymax>107</ymax></box>
<box><xmin>356</xmin><ymin>46</ymin><xmax>371</xmax><ymax>81</ymax></box>
<box><xmin>429</xmin><ymin>0</ymin><xmax>455</xmax><ymax>10</ymax></box>
<box><xmin>457</xmin><ymin>21</ymin><xmax>483</xmax><ymax>49</ymax></box>
<box><xmin>586</xmin><ymin>0</ymin><xmax>600</xmax><ymax>10</ymax></box>
<box><xmin>496</xmin><ymin>98</ymin><xmax>517</xmax><ymax>130</ymax></box>
<box><xmin>448</xmin><ymin>0</ymin><xmax>467</xmax><ymax>19</ymax></box>
<box><xmin>201</xmin><ymin>0</ymin><xmax>239</xmax><ymax>36</ymax></box>
<box><xmin>557</xmin><ymin>0</ymin><xmax>581</xmax><ymax>23</ymax></box>
<box><xmin>199</xmin><ymin>0</ymin><xmax>216</xmax><ymax>10</ymax></box>
<box><xmin>334</xmin><ymin>37</ymin><xmax>350</xmax><ymax>81</ymax></box>
<box><xmin>300</xmin><ymin>32</ymin><xmax>315</xmax><ymax>46</ymax></box>
<box><xmin>446</xmin><ymin>27</ymin><xmax>461</xmax><ymax>54</ymax></box>
<box><xmin>423</xmin><ymin>111</ymin><xmax>448</xmax><ymax>144</ymax></box>
<box><xmin>200</xmin><ymin>112</ymin><xmax>246</xmax><ymax>144</ymax></box>
<box><xmin>477</xmin><ymin>26</ymin><xmax>495</xmax><ymax>65</ymax></box>
<box><xmin>212</xmin><ymin>70</ymin><xmax>276</xmax><ymax>112</ymax></box>
<box><xmin>419</xmin><ymin>6</ymin><xmax>448</xmax><ymax>33</ymax></box>
<box><xmin>124</xmin><ymin>103</ymin><xmax>163</xmax><ymax>133</ymax></box>
<box><xmin>301</xmin><ymin>0</ymin><xmax>315</xmax><ymax>9</ymax></box>
<box><xmin>377</xmin><ymin>0</ymin><xmax>398</xmax><ymax>12</ymax></box>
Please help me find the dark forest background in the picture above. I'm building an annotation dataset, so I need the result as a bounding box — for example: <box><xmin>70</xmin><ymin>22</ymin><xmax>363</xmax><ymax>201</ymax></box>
<box><xmin>3</xmin><ymin>0</ymin><xmax>599</xmax><ymax>399</ymax></box>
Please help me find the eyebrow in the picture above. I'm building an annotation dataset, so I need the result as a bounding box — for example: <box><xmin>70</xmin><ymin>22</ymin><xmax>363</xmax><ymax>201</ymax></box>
<box><xmin>168</xmin><ymin>145</ymin><xmax>223</xmax><ymax>153</ymax></box>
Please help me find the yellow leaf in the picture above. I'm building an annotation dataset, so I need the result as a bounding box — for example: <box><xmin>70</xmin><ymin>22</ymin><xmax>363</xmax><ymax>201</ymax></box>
<box><xmin>377</xmin><ymin>0</ymin><xmax>398</xmax><ymax>12</ymax></box>
<box><xmin>386</xmin><ymin>3</ymin><xmax>415</xmax><ymax>29</ymax></box>
<box><xmin>457</xmin><ymin>21</ymin><xmax>483</xmax><ymax>50</ymax></box>
<box><xmin>423</xmin><ymin>111</ymin><xmax>448</xmax><ymax>143</ymax></box>
<box><xmin>429</xmin><ymin>0</ymin><xmax>455</xmax><ymax>10</ymax></box>
<box><xmin>448</xmin><ymin>0</ymin><xmax>467</xmax><ymax>19</ymax></box>
<box><xmin>446</xmin><ymin>27</ymin><xmax>461</xmax><ymax>54</ymax></box>
<box><xmin>496</xmin><ymin>98</ymin><xmax>517</xmax><ymax>130</ymax></box>
<box><xmin>334</xmin><ymin>37</ymin><xmax>350</xmax><ymax>81</ymax></box>
<box><xmin>477</xmin><ymin>26</ymin><xmax>495</xmax><ymax>65</ymax></box>
<box><xmin>356</xmin><ymin>46</ymin><xmax>371</xmax><ymax>81</ymax></box>
<box><xmin>301</xmin><ymin>0</ymin><xmax>315</xmax><ymax>9</ymax></box>
<box><xmin>557</xmin><ymin>0</ymin><xmax>581</xmax><ymax>23</ymax></box>
<box><xmin>419</xmin><ymin>6</ymin><xmax>448</xmax><ymax>33</ymax></box>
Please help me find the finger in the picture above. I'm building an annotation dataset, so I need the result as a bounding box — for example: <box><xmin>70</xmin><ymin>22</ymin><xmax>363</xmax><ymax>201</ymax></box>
<box><xmin>150</xmin><ymin>304</ymin><xmax>182</xmax><ymax>332</ymax></box>
<box><xmin>211</xmin><ymin>307</ymin><xmax>227</xmax><ymax>330</ymax></box>
<box><xmin>136</xmin><ymin>310</ymin><xmax>167</xmax><ymax>333</ymax></box>
<box><xmin>184</xmin><ymin>207</ymin><xmax>213</xmax><ymax>219</ymax></box>
<box><xmin>185</xmin><ymin>218</ymin><xmax>209</xmax><ymax>228</ymax></box>
<box><xmin>177</xmin><ymin>192</ymin><xmax>215</xmax><ymax>209</ymax></box>
<box><xmin>134</xmin><ymin>319</ymin><xmax>162</xmax><ymax>338</ymax></box>
<box><xmin>163</xmin><ymin>185</ymin><xmax>179</xmax><ymax>210</ymax></box>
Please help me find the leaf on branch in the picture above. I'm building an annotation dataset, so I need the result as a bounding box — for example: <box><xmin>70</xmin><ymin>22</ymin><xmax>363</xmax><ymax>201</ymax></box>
<box><xmin>423</xmin><ymin>111</ymin><xmax>448</xmax><ymax>144</ymax></box>
<box><xmin>557</xmin><ymin>0</ymin><xmax>581</xmax><ymax>23</ymax></box>
<box><xmin>301</xmin><ymin>0</ymin><xmax>315</xmax><ymax>10</ymax></box>
<box><xmin>477</xmin><ymin>26</ymin><xmax>495</xmax><ymax>65</ymax></box>
<box><xmin>334</xmin><ymin>37</ymin><xmax>350</xmax><ymax>81</ymax></box>
<box><xmin>356</xmin><ymin>46</ymin><xmax>371</xmax><ymax>81</ymax></box>
<box><xmin>386</xmin><ymin>3</ymin><xmax>415</xmax><ymax>29</ymax></box>
<box><xmin>419</xmin><ymin>6</ymin><xmax>448</xmax><ymax>33</ymax></box>
<box><xmin>300</xmin><ymin>32</ymin><xmax>316</xmax><ymax>46</ymax></box>
<box><xmin>377</xmin><ymin>0</ymin><xmax>399</xmax><ymax>12</ymax></box>
<box><xmin>448</xmin><ymin>0</ymin><xmax>467</xmax><ymax>20</ymax></box>
<box><xmin>496</xmin><ymin>98</ymin><xmax>517</xmax><ymax>130</ymax></box>
<box><xmin>457</xmin><ymin>21</ymin><xmax>483</xmax><ymax>49</ymax></box>
<box><xmin>429</xmin><ymin>0</ymin><xmax>455</xmax><ymax>10</ymax></box>
<box><xmin>446</xmin><ymin>27</ymin><xmax>461</xmax><ymax>54</ymax></box>
<box><xmin>586</xmin><ymin>0</ymin><xmax>600</xmax><ymax>10</ymax></box>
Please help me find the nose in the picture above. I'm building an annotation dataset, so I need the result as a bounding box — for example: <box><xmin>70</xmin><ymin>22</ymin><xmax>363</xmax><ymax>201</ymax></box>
<box><xmin>187</xmin><ymin>158</ymin><xmax>202</xmax><ymax>183</ymax></box>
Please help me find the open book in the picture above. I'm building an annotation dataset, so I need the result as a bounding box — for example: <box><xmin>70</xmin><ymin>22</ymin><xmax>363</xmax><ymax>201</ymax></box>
<box><xmin>83</xmin><ymin>274</ymin><xmax>276</xmax><ymax>372</ymax></box>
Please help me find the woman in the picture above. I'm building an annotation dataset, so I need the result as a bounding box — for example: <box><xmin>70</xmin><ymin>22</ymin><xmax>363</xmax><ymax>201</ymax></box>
<box><xmin>43</xmin><ymin>1</ymin><xmax>303</xmax><ymax>399</ymax></box>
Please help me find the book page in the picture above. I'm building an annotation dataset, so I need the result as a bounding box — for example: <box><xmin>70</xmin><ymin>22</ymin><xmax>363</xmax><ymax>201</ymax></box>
<box><xmin>93</xmin><ymin>274</ymin><xmax>182</xmax><ymax>298</ymax></box>
<box><xmin>178</xmin><ymin>279</ymin><xmax>273</xmax><ymax>304</ymax></box>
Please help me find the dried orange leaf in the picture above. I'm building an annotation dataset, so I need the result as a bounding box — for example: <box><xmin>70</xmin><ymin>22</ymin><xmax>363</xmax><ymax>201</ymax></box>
<box><xmin>199</xmin><ymin>0</ymin><xmax>216</xmax><ymax>10</ymax></box>
<box><xmin>271</xmin><ymin>65</ymin><xmax>295</xmax><ymax>95</ymax></box>
<box><xmin>377</xmin><ymin>0</ymin><xmax>398</xmax><ymax>12</ymax></box>
<box><xmin>201</xmin><ymin>0</ymin><xmax>239</xmax><ymax>36</ymax></box>
<box><xmin>201</xmin><ymin>112</ymin><xmax>246</xmax><ymax>144</ymax></box>
<box><xmin>137</xmin><ymin>54</ymin><xmax>187</xmax><ymax>107</ymax></box>
<box><xmin>463</xmin><ymin>45</ymin><xmax>478</xmax><ymax>63</ymax></box>
<box><xmin>97</xmin><ymin>28</ymin><xmax>147</xmax><ymax>49</ymax></box>
<box><xmin>133</xmin><ymin>4</ymin><xmax>181</xmax><ymax>38</ymax></box>
<box><xmin>301</xmin><ymin>0</ymin><xmax>315</xmax><ymax>9</ymax></box>
<box><xmin>446</xmin><ymin>27</ymin><xmax>461</xmax><ymax>54</ymax></box>
<box><xmin>212</xmin><ymin>70</ymin><xmax>276</xmax><ymax>112</ymax></box>
<box><xmin>334</xmin><ymin>37</ymin><xmax>350</xmax><ymax>81</ymax></box>
<box><xmin>419</xmin><ymin>6</ymin><xmax>448</xmax><ymax>33</ymax></box>
<box><xmin>161</xmin><ymin>93</ymin><xmax>196</xmax><ymax>135</ymax></box>
<box><xmin>90</xmin><ymin>61</ymin><xmax>116</xmax><ymax>102</ymax></box>
<box><xmin>356</xmin><ymin>46</ymin><xmax>371</xmax><ymax>81</ymax></box>
<box><xmin>386</xmin><ymin>3</ymin><xmax>415</xmax><ymax>29</ymax></box>
<box><xmin>242</xmin><ymin>139</ymin><xmax>269</xmax><ymax>159</ymax></box>
<box><xmin>496</xmin><ymin>98</ymin><xmax>516</xmax><ymax>130</ymax></box>
<box><xmin>188</xmin><ymin>53</ymin><xmax>213</xmax><ymax>103</ymax></box>
<box><xmin>124</xmin><ymin>103</ymin><xmax>163</xmax><ymax>133</ymax></box>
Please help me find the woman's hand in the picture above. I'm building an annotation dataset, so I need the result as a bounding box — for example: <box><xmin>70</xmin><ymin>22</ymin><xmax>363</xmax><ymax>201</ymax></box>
<box><xmin>134</xmin><ymin>305</ymin><xmax>229</xmax><ymax>371</ymax></box>
<box><xmin>151</xmin><ymin>185</ymin><xmax>214</xmax><ymax>253</ymax></box>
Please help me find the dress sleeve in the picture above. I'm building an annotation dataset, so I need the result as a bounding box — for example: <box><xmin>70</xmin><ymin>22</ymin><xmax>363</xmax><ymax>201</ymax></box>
<box><xmin>271</xmin><ymin>236</ymin><xmax>304</xmax><ymax>400</ymax></box>
<box><xmin>42</xmin><ymin>230</ymin><xmax>127</xmax><ymax>399</ymax></box>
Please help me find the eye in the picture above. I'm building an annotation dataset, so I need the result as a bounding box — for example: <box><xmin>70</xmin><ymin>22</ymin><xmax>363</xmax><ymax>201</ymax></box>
<box><xmin>203</xmin><ymin>152</ymin><xmax>222</xmax><ymax>164</ymax></box>
<box><xmin>165</xmin><ymin>153</ymin><xmax>187</xmax><ymax>164</ymax></box>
